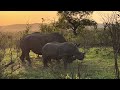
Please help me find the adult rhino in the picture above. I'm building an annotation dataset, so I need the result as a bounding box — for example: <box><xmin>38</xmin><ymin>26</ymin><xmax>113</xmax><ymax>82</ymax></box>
<box><xmin>42</xmin><ymin>42</ymin><xmax>85</xmax><ymax>69</ymax></box>
<box><xmin>20</xmin><ymin>32</ymin><xmax>66</xmax><ymax>65</ymax></box>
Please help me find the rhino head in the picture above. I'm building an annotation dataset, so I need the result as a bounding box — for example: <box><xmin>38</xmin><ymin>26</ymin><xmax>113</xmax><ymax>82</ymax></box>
<box><xmin>73</xmin><ymin>52</ymin><xmax>85</xmax><ymax>61</ymax></box>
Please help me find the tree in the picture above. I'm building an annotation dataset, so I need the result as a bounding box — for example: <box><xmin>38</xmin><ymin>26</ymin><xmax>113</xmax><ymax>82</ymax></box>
<box><xmin>57</xmin><ymin>11</ymin><xmax>97</xmax><ymax>35</ymax></box>
<box><xmin>39</xmin><ymin>18</ymin><xmax>59</xmax><ymax>34</ymax></box>
<box><xmin>102</xmin><ymin>11</ymin><xmax>120</xmax><ymax>79</ymax></box>
<box><xmin>24</xmin><ymin>22</ymin><xmax>31</xmax><ymax>35</ymax></box>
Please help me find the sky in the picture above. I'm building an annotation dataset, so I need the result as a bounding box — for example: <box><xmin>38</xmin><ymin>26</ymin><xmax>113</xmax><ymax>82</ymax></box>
<box><xmin>0</xmin><ymin>11</ymin><xmax>113</xmax><ymax>26</ymax></box>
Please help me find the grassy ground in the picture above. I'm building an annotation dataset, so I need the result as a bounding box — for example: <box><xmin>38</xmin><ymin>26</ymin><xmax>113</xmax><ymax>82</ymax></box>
<box><xmin>0</xmin><ymin>47</ymin><xmax>119</xmax><ymax>79</ymax></box>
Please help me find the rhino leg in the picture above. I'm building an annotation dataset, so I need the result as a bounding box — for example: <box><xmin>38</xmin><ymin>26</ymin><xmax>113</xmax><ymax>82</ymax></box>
<box><xmin>25</xmin><ymin>50</ymin><xmax>32</xmax><ymax>66</ymax></box>
<box><xmin>43</xmin><ymin>57</ymin><xmax>49</xmax><ymax>67</ymax></box>
<box><xmin>62</xmin><ymin>56</ymin><xmax>68</xmax><ymax>70</ymax></box>
<box><xmin>63</xmin><ymin>61</ymin><xmax>68</xmax><ymax>70</ymax></box>
<box><xmin>20</xmin><ymin>51</ymin><xmax>26</xmax><ymax>64</ymax></box>
<box><xmin>57</xmin><ymin>59</ymin><xmax>60</xmax><ymax>64</ymax></box>
<box><xmin>48</xmin><ymin>59</ymin><xmax>52</xmax><ymax>65</ymax></box>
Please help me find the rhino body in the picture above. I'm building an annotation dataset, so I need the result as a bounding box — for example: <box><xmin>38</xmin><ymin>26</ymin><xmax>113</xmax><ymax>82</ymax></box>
<box><xmin>42</xmin><ymin>42</ymin><xmax>85</xmax><ymax>69</ymax></box>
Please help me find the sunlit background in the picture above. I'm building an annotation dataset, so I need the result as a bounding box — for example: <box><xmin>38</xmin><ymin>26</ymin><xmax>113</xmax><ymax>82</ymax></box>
<box><xmin>0</xmin><ymin>11</ymin><xmax>112</xmax><ymax>26</ymax></box>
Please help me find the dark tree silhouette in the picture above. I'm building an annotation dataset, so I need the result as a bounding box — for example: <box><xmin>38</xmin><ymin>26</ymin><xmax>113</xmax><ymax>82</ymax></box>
<box><xmin>57</xmin><ymin>11</ymin><xmax>97</xmax><ymax>35</ymax></box>
<box><xmin>102</xmin><ymin>11</ymin><xmax>120</xmax><ymax>79</ymax></box>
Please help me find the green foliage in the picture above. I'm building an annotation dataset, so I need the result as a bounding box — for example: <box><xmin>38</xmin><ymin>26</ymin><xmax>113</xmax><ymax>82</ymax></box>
<box><xmin>39</xmin><ymin>18</ymin><xmax>61</xmax><ymax>34</ymax></box>
<box><xmin>39</xmin><ymin>23</ymin><xmax>59</xmax><ymax>34</ymax></box>
<box><xmin>24</xmin><ymin>23</ymin><xmax>31</xmax><ymax>36</ymax></box>
<box><xmin>57</xmin><ymin>11</ymin><xmax>97</xmax><ymax>35</ymax></box>
<box><xmin>0</xmin><ymin>46</ymin><xmax>118</xmax><ymax>79</ymax></box>
<box><xmin>102</xmin><ymin>11</ymin><xmax>120</xmax><ymax>79</ymax></box>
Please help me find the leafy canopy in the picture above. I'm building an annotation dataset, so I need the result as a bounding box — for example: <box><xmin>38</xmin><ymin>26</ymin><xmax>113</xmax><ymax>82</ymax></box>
<box><xmin>56</xmin><ymin>11</ymin><xmax>97</xmax><ymax>35</ymax></box>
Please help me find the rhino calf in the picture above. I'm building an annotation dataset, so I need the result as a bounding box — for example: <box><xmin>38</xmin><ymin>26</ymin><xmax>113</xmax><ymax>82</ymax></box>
<box><xmin>42</xmin><ymin>42</ymin><xmax>85</xmax><ymax>69</ymax></box>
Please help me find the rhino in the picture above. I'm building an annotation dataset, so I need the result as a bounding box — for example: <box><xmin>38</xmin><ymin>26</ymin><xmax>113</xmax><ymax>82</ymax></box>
<box><xmin>42</xmin><ymin>42</ymin><xmax>85</xmax><ymax>69</ymax></box>
<box><xmin>20</xmin><ymin>32</ymin><xmax>66</xmax><ymax>65</ymax></box>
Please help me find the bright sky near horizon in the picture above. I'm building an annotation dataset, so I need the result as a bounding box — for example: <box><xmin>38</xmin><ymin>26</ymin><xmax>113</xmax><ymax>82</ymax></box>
<box><xmin>0</xmin><ymin>11</ymin><xmax>113</xmax><ymax>26</ymax></box>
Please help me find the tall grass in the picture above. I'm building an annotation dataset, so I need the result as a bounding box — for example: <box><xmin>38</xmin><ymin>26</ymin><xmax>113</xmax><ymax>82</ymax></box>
<box><xmin>0</xmin><ymin>46</ymin><xmax>116</xmax><ymax>79</ymax></box>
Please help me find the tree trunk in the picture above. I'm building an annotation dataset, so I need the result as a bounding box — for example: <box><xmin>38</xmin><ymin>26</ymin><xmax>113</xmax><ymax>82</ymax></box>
<box><xmin>83</xmin><ymin>37</ymin><xmax>86</xmax><ymax>53</ymax></box>
<box><xmin>114</xmin><ymin>50</ymin><xmax>119</xmax><ymax>79</ymax></box>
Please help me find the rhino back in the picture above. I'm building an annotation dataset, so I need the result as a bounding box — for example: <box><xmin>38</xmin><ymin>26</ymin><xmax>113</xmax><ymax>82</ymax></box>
<box><xmin>58</xmin><ymin>42</ymin><xmax>79</xmax><ymax>56</ymax></box>
<box><xmin>20</xmin><ymin>32</ymin><xmax>66</xmax><ymax>46</ymax></box>
<box><xmin>42</xmin><ymin>43</ymin><xmax>62</xmax><ymax>58</ymax></box>
<box><xmin>42</xmin><ymin>42</ymin><xmax>79</xmax><ymax>58</ymax></box>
